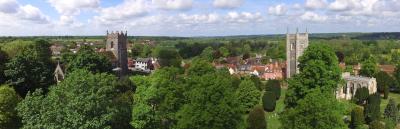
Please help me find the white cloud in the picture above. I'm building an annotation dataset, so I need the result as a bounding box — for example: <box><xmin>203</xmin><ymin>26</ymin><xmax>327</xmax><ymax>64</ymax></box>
<box><xmin>17</xmin><ymin>5</ymin><xmax>49</xmax><ymax>23</ymax></box>
<box><xmin>305</xmin><ymin>0</ymin><xmax>327</xmax><ymax>9</ymax></box>
<box><xmin>226</xmin><ymin>12</ymin><xmax>263</xmax><ymax>23</ymax></box>
<box><xmin>213</xmin><ymin>0</ymin><xmax>244</xmax><ymax>9</ymax></box>
<box><xmin>268</xmin><ymin>4</ymin><xmax>287</xmax><ymax>16</ymax></box>
<box><xmin>0</xmin><ymin>0</ymin><xmax>18</xmax><ymax>13</ymax></box>
<box><xmin>179</xmin><ymin>13</ymin><xmax>220</xmax><ymax>24</ymax></box>
<box><xmin>300</xmin><ymin>11</ymin><xmax>328</xmax><ymax>22</ymax></box>
<box><xmin>93</xmin><ymin>0</ymin><xmax>149</xmax><ymax>25</ymax></box>
<box><xmin>47</xmin><ymin>0</ymin><xmax>99</xmax><ymax>16</ymax></box>
<box><xmin>152</xmin><ymin>0</ymin><xmax>193</xmax><ymax>11</ymax></box>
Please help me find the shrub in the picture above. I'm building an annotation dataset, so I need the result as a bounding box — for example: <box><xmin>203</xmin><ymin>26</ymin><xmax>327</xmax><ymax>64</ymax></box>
<box><xmin>384</xmin><ymin>99</ymin><xmax>398</xmax><ymax>122</ymax></box>
<box><xmin>247</xmin><ymin>105</ymin><xmax>266</xmax><ymax>129</ymax></box>
<box><xmin>368</xmin><ymin>120</ymin><xmax>384</xmax><ymax>129</ymax></box>
<box><xmin>262</xmin><ymin>91</ymin><xmax>276</xmax><ymax>112</ymax></box>
<box><xmin>351</xmin><ymin>106</ymin><xmax>365</xmax><ymax>128</ymax></box>
<box><xmin>365</xmin><ymin>93</ymin><xmax>381</xmax><ymax>123</ymax></box>
<box><xmin>265</xmin><ymin>80</ymin><xmax>281</xmax><ymax>100</ymax></box>
<box><xmin>353</xmin><ymin>87</ymin><xmax>369</xmax><ymax>105</ymax></box>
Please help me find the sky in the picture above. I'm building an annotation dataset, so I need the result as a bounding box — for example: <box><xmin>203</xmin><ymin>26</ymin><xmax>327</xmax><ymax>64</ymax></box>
<box><xmin>0</xmin><ymin>0</ymin><xmax>399</xmax><ymax>36</ymax></box>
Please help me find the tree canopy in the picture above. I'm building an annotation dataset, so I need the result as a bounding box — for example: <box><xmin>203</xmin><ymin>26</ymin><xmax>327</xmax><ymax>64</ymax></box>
<box><xmin>17</xmin><ymin>69</ymin><xmax>124</xmax><ymax>129</ymax></box>
<box><xmin>66</xmin><ymin>45</ymin><xmax>112</xmax><ymax>73</ymax></box>
<box><xmin>236</xmin><ymin>78</ymin><xmax>261</xmax><ymax>112</ymax></box>
<box><xmin>0</xmin><ymin>85</ymin><xmax>22</xmax><ymax>129</ymax></box>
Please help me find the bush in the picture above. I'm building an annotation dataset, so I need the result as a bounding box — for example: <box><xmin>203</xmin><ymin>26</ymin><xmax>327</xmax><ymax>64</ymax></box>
<box><xmin>351</xmin><ymin>106</ymin><xmax>365</xmax><ymax>128</ymax></box>
<box><xmin>369</xmin><ymin>120</ymin><xmax>384</xmax><ymax>129</ymax></box>
<box><xmin>384</xmin><ymin>99</ymin><xmax>398</xmax><ymax>122</ymax></box>
<box><xmin>247</xmin><ymin>105</ymin><xmax>266</xmax><ymax>129</ymax></box>
<box><xmin>365</xmin><ymin>93</ymin><xmax>381</xmax><ymax>123</ymax></box>
<box><xmin>265</xmin><ymin>80</ymin><xmax>281</xmax><ymax>100</ymax></box>
<box><xmin>383</xmin><ymin>85</ymin><xmax>389</xmax><ymax>99</ymax></box>
<box><xmin>262</xmin><ymin>91</ymin><xmax>276</xmax><ymax>112</ymax></box>
<box><xmin>354</xmin><ymin>87</ymin><xmax>369</xmax><ymax>105</ymax></box>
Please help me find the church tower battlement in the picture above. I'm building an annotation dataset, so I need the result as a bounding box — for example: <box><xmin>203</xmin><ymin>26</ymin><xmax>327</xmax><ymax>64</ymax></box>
<box><xmin>106</xmin><ymin>30</ymin><xmax>128</xmax><ymax>76</ymax></box>
<box><xmin>286</xmin><ymin>28</ymin><xmax>309</xmax><ymax>78</ymax></box>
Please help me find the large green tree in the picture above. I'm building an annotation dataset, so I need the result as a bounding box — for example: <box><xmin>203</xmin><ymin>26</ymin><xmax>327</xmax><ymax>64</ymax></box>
<box><xmin>365</xmin><ymin>93</ymin><xmax>381</xmax><ymax>123</ymax></box>
<box><xmin>131</xmin><ymin>67</ymin><xmax>185</xmax><ymax>129</ymax></box>
<box><xmin>200</xmin><ymin>46</ymin><xmax>215</xmax><ymax>62</ymax></box>
<box><xmin>359</xmin><ymin>57</ymin><xmax>378</xmax><ymax>77</ymax></box>
<box><xmin>280</xmin><ymin>90</ymin><xmax>346</xmax><ymax>129</ymax></box>
<box><xmin>265</xmin><ymin>79</ymin><xmax>281</xmax><ymax>100</ymax></box>
<box><xmin>285</xmin><ymin>44</ymin><xmax>341</xmax><ymax>108</ymax></box>
<box><xmin>4</xmin><ymin>40</ymin><xmax>53</xmax><ymax>97</ymax></box>
<box><xmin>66</xmin><ymin>45</ymin><xmax>112</xmax><ymax>73</ymax></box>
<box><xmin>153</xmin><ymin>47</ymin><xmax>182</xmax><ymax>68</ymax></box>
<box><xmin>17</xmin><ymin>69</ymin><xmax>126</xmax><ymax>129</ymax></box>
<box><xmin>375</xmin><ymin>71</ymin><xmax>392</xmax><ymax>99</ymax></box>
<box><xmin>175</xmin><ymin>70</ymin><xmax>242</xmax><ymax>129</ymax></box>
<box><xmin>236</xmin><ymin>78</ymin><xmax>261</xmax><ymax>112</ymax></box>
<box><xmin>0</xmin><ymin>85</ymin><xmax>22</xmax><ymax>129</ymax></box>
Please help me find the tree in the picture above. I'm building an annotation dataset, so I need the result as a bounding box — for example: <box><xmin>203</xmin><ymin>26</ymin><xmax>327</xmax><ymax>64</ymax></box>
<box><xmin>153</xmin><ymin>47</ymin><xmax>182</xmax><ymax>67</ymax></box>
<box><xmin>384</xmin><ymin>99</ymin><xmax>398</xmax><ymax>123</ymax></box>
<box><xmin>375</xmin><ymin>71</ymin><xmax>392</xmax><ymax>99</ymax></box>
<box><xmin>265</xmin><ymin>80</ymin><xmax>281</xmax><ymax>100</ymax></box>
<box><xmin>200</xmin><ymin>46</ymin><xmax>214</xmax><ymax>62</ymax></box>
<box><xmin>285</xmin><ymin>44</ymin><xmax>341</xmax><ymax>108</ymax></box>
<box><xmin>0</xmin><ymin>48</ymin><xmax>8</xmax><ymax>84</ymax></box>
<box><xmin>131</xmin><ymin>67</ymin><xmax>185</xmax><ymax>129</ymax></box>
<box><xmin>0</xmin><ymin>85</ymin><xmax>22</xmax><ymax>129</ymax></box>
<box><xmin>236</xmin><ymin>78</ymin><xmax>261</xmax><ymax>112</ymax></box>
<box><xmin>353</xmin><ymin>87</ymin><xmax>369</xmax><ymax>105</ymax></box>
<box><xmin>66</xmin><ymin>45</ymin><xmax>112</xmax><ymax>73</ymax></box>
<box><xmin>17</xmin><ymin>69</ymin><xmax>125</xmax><ymax>129</ymax></box>
<box><xmin>262</xmin><ymin>91</ymin><xmax>276</xmax><ymax>112</ymax></box>
<box><xmin>247</xmin><ymin>105</ymin><xmax>266</xmax><ymax>129</ymax></box>
<box><xmin>5</xmin><ymin>46</ymin><xmax>53</xmax><ymax>97</ymax></box>
<box><xmin>175</xmin><ymin>70</ymin><xmax>242</xmax><ymax>129</ymax></box>
<box><xmin>130</xmin><ymin>43</ymin><xmax>143</xmax><ymax>58</ymax></box>
<box><xmin>365</xmin><ymin>93</ymin><xmax>381</xmax><ymax>123</ymax></box>
<box><xmin>219</xmin><ymin>46</ymin><xmax>230</xmax><ymax>57</ymax></box>
<box><xmin>250</xmin><ymin>75</ymin><xmax>262</xmax><ymax>90</ymax></box>
<box><xmin>360</xmin><ymin>57</ymin><xmax>378</xmax><ymax>77</ymax></box>
<box><xmin>187</xmin><ymin>58</ymin><xmax>215</xmax><ymax>76</ymax></box>
<box><xmin>351</xmin><ymin>106</ymin><xmax>365</xmax><ymax>128</ymax></box>
<box><xmin>280</xmin><ymin>90</ymin><xmax>346</xmax><ymax>129</ymax></box>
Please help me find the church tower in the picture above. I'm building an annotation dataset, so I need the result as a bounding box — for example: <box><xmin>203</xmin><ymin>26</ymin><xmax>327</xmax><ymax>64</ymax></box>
<box><xmin>106</xmin><ymin>31</ymin><xmax>128</xmax><ymax>76</ymax></box>
<box><xmin>286</xmin><ymin>28</ymin><xmax>309</xmax><ymax>78</ymax></box>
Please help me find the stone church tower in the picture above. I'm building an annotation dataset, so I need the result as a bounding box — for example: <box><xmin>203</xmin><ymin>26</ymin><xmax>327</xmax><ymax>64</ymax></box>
<box><xmin>286</xmin><ymin>28</ymin><xmax>309</xmax><ymax>78</ymax></box>
<box><xmin>106</xmin><ymin>31</ymin><xmax>128</xmax><ymax>76</ymax></box>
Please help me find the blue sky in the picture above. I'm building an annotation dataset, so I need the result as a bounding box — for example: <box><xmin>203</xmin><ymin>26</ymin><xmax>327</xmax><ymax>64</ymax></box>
<box><xmin>0</xmin><ymin>0</ymin><xmax>399</xmax><ymax>36</ymax></box>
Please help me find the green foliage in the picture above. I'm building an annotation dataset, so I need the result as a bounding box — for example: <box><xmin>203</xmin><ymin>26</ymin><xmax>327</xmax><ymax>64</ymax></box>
<box><xmin>4</xmin><ymin>40</ymin><xmax>54</xmax><ymax>97</ymax></box>
<box><xmin>285</xmin><ymin>44</ymin><xmax>341</xmax><ymax>108</ymax></box>
<box><xmin>66</xmin><ymin>45</ymin><xmax>112</xmax><ymax>73</ymax></box>
<box><xmin>131</xmin><ymin>67</ymin><xmax>185</xmax><ymax>129</ymax></box>
<box><xmin>262</xmin><ymin>91</ymin><xmax>276</xmax><ymax>112</ymax></box>
<box><xmin>375</xmin><ymin>71</ymin><xmax>392</xmax><ymax>99</ymax></box>
<box><xmin>393</xmin><ymin>64</ymin><xmax>400</xmax><ymax>92</ymax></box>
<box><xmin>236</xmin><ymin>78</ymin><xmax>261</xmax><ymax>112</ymax></box>
<box><xmin>0</xmin><ymin>85</ymin><xmax>22</xmax><ymax>129</ymax></box>
<box><xmin>200</xmin><ymin>46</ymin><xmax>215</xmax><ymax>62</ymax></box>
<box><xmin>365</xmin><ymin>93</ymin><xmax>381</xmax><ymax>123</ymax></box>
<box><xmin>351</xmin><ymin>106</ymin><xmax>365</xmax><ymax>128</ymax></box>
<box><xmin>219</xmin><ymin>46</ymin><xmax>230</xmax><ymax>57</ymax></box>
<box><xmin>17</xmin><ymin>69</ymin><xmax>124</xmax><ymax>129</ymax></box>
<box><xmin>250</xmin><ymin>75</ymin><xmax>262</xmax><ymax>90</ymax></box>
<box><xmin>175</xmin><ymin>70</ymin><xmax>242</xmax><ymax>129</ymax></box>
<box><xmin>265</xmin><ymin>80</ymin><xmax>281</xmax><ymax>100</ymax></box>
<box><xmin>153</xmin><ymin>47</ymin><xmax>182</xmax><ymax>67</ymax></box>
<box><xmin>369</xmin><ymin>120</ymin><xmax>384</xmax><ymax>129</ymax></box>
<box><xmin>360</xmin><ymin>57</ymin><xmax>378</xmax><ymax>77</ymax></box>
<box><xmin>187</xmin><ymin>58</ymin><xmax>215</xmax><ymax>76</ymax></box>
<box><xmin>280</xmin><ymin>90</ymin><xmax>346</xmax><ymax>129</ymax></box>
<box><xmin>383</xmin><ymin>99</ymin><xmax>398</xmax><ymax>123</ymax></box>
<box><xmin>354</xmin><ymin>87</ymin><xmax>369</xmax><ymax>105</ymax></box>
<box><xmin>247</xmin><ymin>105</ymin><xmax>266</xmax><ymax>129</ymax></box>
<box><xmin>0</xmin><ymin>48</ymin><xmax>8</xmax><ymax>84</ymax></box>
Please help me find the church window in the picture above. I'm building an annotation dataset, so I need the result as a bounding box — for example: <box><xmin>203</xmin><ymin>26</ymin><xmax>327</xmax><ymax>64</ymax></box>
<box><xmin>111</xmin><ymin>41</ymin><xmax>114</xmax><ymax>48</ymax></box>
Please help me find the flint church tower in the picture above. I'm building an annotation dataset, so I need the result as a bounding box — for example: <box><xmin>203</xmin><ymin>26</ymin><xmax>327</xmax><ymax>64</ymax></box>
<box><xmin>286</xmin><ymin>28</ymin><xmax>309</xmax><ymax>78</ymax></box>
<box><xmin>106</xmin><ymin>31</ymin><xmax>128</xmax><ymax>76</ymax></box>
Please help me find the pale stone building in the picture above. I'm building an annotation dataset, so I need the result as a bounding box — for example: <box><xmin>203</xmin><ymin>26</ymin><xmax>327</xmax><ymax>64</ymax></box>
<box><xmin>336</xmin><ymin>72</ymin><xmax>377</xmax><ymax>100</ymax></box>
<box><xmin>106</xmin><ymin>31</ymin><xmax>129</xmax><ymax>76</ymax></box>
<box><xmin>286</xmin><ymin>29</ymin><xmax>309</xmax><ymax>78</ymax></box>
